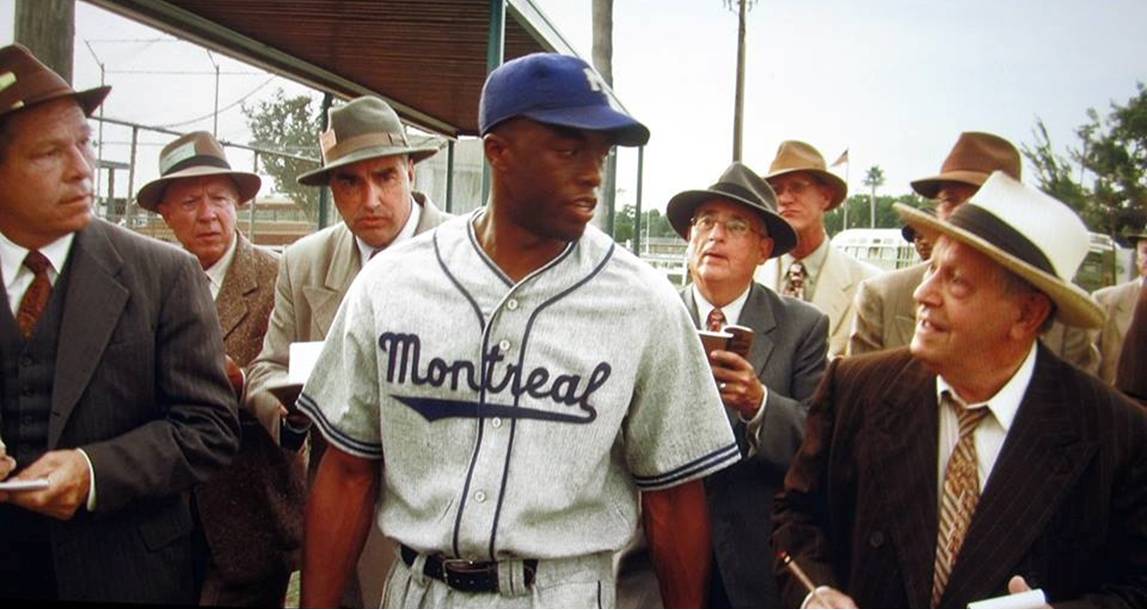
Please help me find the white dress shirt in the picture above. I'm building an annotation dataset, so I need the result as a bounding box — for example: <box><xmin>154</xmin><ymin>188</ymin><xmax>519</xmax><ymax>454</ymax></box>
<box><xmin>935</xmin><ymin>341</ymin><xmax>1038</xmax><ymax>504</ymax></box>
<box><xmin>691</xmin><ymin>283</ymin><xmax>770</xmax><ymax>432</ymax></box>
<box><xmin>202</xmin><ymin>233</ymin><xmax>238</xmax><ymax>301</ymax></box>
<box><xmin>778</xmin><ymin>233</ymin><xmax>830</xmax><ymax>300</ymax></box>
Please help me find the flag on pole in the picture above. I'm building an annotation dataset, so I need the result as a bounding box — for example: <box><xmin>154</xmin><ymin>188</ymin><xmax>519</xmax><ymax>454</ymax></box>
<box><xmin>831</xmin><ymin>148</ymin><xmax>849</xmax><ymax>167</ymax></box>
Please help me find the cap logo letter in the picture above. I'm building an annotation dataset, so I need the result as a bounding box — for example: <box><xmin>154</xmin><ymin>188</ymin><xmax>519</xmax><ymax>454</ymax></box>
<box><xmin>582</xmin><ymin>67</ymin><xmax>606</xmax><ymax>93</ymax></box>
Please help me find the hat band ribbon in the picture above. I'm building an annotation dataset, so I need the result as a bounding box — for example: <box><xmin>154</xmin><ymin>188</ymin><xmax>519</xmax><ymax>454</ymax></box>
<box><xmin>947</xmin><ymin>204</ymin><xmax>1056</xmax><ymax>276</ymax></box>
<box><xmin>163</xmin><ymin>154</ymin><xmax>231</xmax><ymax>176</ymax></box>
<box><xmin>323</xmin><ymin>132</ymin><xmax>407</xmax><ymax>164</ymax></box>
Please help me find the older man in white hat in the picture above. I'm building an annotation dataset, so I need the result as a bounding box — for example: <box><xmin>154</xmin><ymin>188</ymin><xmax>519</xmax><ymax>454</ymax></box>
<box><xmin>137</xmin><ymin>131</ymin><xmax>303</xmax><ymax>607</ymax></box>
<box><xmin>773</xmin><ymin>172</ymin><xmax>1147</xmax><ymax>608</ymax></box>
<box><xmin>755</xmin><ymin>140</ymin><xmax>880</xmax><ymax>358</ymax></box>
<box><xmin>848</xmin><ymin>132</ymin><xmax>1098</xmax><ymax>374</ymax></box>
<box><xmin>244</xmin><ymin>95</ymin><xmax>449</xmax><ymax>606</ymax></box>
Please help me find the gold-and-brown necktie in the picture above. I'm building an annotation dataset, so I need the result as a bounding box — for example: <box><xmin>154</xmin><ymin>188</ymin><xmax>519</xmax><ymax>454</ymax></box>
<box><xmin>16</xmin><ymin>250</ymin><xmax>53</xmax><ymax>340</ymax></box>
<box><xmin>706</xmin><ymin>307</ymin><xmax>726</xmax><ymax>332</ymax></box>
<box><xmin>931</xmin><ymin>395</ymin><xmax>990</xmax><ymax>607</ymax></box>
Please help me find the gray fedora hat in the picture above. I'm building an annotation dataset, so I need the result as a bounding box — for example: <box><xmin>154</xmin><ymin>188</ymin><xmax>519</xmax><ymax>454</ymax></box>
<box><xmin>136</xmin><ymin>131</ymin><xmax>261</xmax><ymax>212</ymax></box>
<box><xmin>297</xmin><ymin>96</ymin><xmax>440</xmax><ymax>186</ymax></box>
<box><xmin>667</xmin><ymin>162</ymin><xmax>798</xmax><ymax>258</ymax></box>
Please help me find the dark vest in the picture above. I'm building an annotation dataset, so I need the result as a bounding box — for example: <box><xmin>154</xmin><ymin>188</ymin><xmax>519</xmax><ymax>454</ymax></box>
<box><xmin>1</xmin><ymin>257</ymin><xmax>72</xmax><ymax>467</ymax></box>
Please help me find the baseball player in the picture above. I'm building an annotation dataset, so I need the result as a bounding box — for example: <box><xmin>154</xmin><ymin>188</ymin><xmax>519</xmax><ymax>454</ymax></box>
<box><xmin>298</xmin><ymin>53</ymin><xmax>739</xmax><ymax>608</ymax></box>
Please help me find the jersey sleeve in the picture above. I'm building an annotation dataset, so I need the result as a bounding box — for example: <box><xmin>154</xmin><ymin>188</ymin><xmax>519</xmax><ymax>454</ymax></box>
<box><xmin>296</xmin><ymin>277</ymin><xmax>384</xmax><ymax>459</ymax></box>
<box><xmin>623</xmin><ymin>291</ymin><xmax>739</xmax><ymax>491</ymax></box>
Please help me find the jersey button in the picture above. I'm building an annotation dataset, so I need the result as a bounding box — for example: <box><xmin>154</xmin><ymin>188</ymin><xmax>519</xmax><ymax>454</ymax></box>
<box><xmin>474</xmin><ymin>490</ymin><xmax>487</xmax><ymax>503</ymax></box>
<box><xmin>498</xmin><ymin>339</ymin><xmax>511</xmax><ymax>351</ymax></box>
<box><xmin>491</xmin><ymin>417</ymin><xmax>502</xmax><ymax>429</ymax></box>
<box><xmin>506</xmin><ymin>298</ymin><xmax>519</xmax><ymax>311</ymax></box>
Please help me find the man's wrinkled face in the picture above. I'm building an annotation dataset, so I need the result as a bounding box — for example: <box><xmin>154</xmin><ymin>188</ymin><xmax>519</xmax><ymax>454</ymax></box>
<box><xmin>156</xmin><ymin>175</ymin><xmax>240</xmax><ymax>269</ymax></box>
<box><xmin>770</xmin><ymin>172</ymin><xmax>832</xmax><ymax>235</ymax></box>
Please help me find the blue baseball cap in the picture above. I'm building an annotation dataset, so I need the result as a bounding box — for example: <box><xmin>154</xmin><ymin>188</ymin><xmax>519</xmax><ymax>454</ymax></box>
<box><xmin>479</xmin><ymin>53</ymin><xmax>650</xmax><ymax>146</ymax></box>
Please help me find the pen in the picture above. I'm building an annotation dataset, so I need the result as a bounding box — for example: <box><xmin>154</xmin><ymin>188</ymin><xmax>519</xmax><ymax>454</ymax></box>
<box><xmin>778</xmin><ymin>550</ymin><xmax>829</xmax><ymax>608</ymax></box>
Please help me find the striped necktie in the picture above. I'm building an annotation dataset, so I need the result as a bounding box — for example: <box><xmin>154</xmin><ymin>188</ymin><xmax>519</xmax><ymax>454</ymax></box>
<box><xmin>932</xmin><ymin>394</ymin><xmax>990</xmax><ymax>607</ymax></box>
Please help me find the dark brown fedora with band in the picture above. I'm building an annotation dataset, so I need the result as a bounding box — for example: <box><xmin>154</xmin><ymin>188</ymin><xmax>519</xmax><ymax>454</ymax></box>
<box><xmin>910</xmin><ymin>131</ymin><xmax>1021</xmax><ymax>199</ymax></box>
<box><xmin>0</xmin><ymin>43</ymin><xmax>109</xmax><ymax>119</ymax></box>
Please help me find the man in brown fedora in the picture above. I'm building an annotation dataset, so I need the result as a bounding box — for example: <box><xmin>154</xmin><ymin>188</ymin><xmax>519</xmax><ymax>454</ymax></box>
<box><xmin>848</xmin><ymin>132</ymin><xmax>1098</xmax><ymax>374</ymax></box>
<box><xmin>773</xmin><ymin>172</ymin><xmax>1147</xmax><ymax>608</ymax></box>
<box><xmin>1092</xmin><ymin>227</ymin><xmax>1147</xmax><ymax>399</ymax></box>
<box><xmin>137</xmin><ymin>131</ymin><xmax>305</xmax><ymax>607</ymax></box>
<box><xmin>0</xmin><ymin>44</ymin><xmax>238</xmax><ymax>604</ymax></box>
<box><xmin>245</xmin><ymin>94</ymin><xmax>450</xmax><ymax>606</ymax></box>
<box><xmin>755</xmin><ymin>140</ymin><xmax>879</xmax><ymax>358</ymax></box>
<box><xmin>666</xmin><ymin>162</ymin><xmax>828</xmax><ymax>608</ymax></box>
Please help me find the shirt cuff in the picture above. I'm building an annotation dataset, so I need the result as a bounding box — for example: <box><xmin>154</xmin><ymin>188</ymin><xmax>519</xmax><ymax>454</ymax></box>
<box><xmin>740</xmin><ymin>386</ymin><xmax>769</xmax><ymax>453</ymax></box>
<box><xmin>77</xmin><ymin>448</ymin><xmax>97</xmax><ymax>512</ymax></box>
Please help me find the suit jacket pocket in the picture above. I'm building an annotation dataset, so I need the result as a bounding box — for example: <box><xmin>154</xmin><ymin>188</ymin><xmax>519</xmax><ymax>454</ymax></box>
<box><xmin>138</xmin><ymin>499</ymin><xmax>193</xmax><ymax>551</ymax></box>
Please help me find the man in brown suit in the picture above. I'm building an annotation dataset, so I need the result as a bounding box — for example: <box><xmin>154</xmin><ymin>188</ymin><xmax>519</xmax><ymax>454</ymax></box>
<box><xmin>773</xmin><ymin>172</ymin><xmax>1147</xmax><ymax>608</ymax></box>
<box><xmin>848</xmin><ymin>132</ymin><xmax>1098</xmax><ymax>373</ymax></box>
<box><xmin>245</xmin><ymin>95</ymin><xmax>450</xmax><ymax>606</ymax></box>
<box><xmin>138</xmin><ymin>131</ymin><xmax>304</xmax><ymax>606</ymax></box>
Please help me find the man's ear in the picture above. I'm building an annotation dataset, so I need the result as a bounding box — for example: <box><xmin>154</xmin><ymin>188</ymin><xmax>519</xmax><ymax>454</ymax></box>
<box><xmin>1011</xmin><ymin>291</ymin><xmax>1053</xmax><ymax>339</ymax></box>
<box><xmin>756</xmin><ymin>236</ymin><xmax>774</xmax><ymax>265</ymax></box>
<box><xmin>483</xmin><ymin>132</ymin><xmax>510</xmax><ymax>170</ymax></box>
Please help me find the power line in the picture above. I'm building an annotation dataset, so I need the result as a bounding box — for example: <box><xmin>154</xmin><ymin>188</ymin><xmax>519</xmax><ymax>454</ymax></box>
<box><xmin>154</xmin><ymin>76</ymin><xmax>276</xmax><ymax>128</ymax></box>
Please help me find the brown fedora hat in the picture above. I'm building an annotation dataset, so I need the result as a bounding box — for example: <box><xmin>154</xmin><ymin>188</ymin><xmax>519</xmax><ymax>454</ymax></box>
<box><xmin>136</xmin><ymin>131</ymin><xmax>261</xmax><ymax>212</ymax></box>
<box><xmin>667</xmin><ymin>161</ymin><xmax>798</xmax><ymax>258</ymax></box>
<box><xmin>762</xmin><ymin>140</ymin><xmax>848</xmax><ymax>210</ymax></box>
<box><xmin>297</xmin><ymin>96</ymin><xmax>441</xmax><ymax>186</ymax></box>
<box><xmin>911</xmin><ymin>131</ymin><xmax>1020</xmax><ymax>198</ymax></box>
<box><xmin>0</xmin><ymin>44</ymin><xmax>109</xmax><ymax>119</ymax></box>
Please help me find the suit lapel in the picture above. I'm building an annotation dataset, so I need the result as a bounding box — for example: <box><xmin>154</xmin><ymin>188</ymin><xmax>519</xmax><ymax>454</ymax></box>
<box><xmin>813</xmin><ymin>246</ymin><xmax>850</xmax><ymax>335</ymax></box>
<box><xmin>215</xmin><ymin>233</ymin><xmax>256</xmax><ymax>342</ymax></box>
<box><xmin>740</xmin><ymin>284</ymin><xmax>777</xmax><ymax>378</ymax></box>
<box><xmin>868</xmin><ymin>358</ymin><xmax>939</xmax><ymax>608</ymax></box>
<box><xmin>307</xmin><ymin>223</ymin><xmax>358</xmax><ymax>337</ymax></box>
<box><xmin>941</xmin><ymin>348</ymin><xmax>1096</xmax><ymax>606</ymax></box>
<box><xmin>51</xmin><ymin>222</ymin><xmax>129</xmax><ymax>447</ymax></box>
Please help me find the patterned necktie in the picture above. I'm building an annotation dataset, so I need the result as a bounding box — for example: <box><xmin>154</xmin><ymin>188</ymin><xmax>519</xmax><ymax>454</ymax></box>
<box><xmin>1115</xmin><ymin>284</ymin><xmax>1147</xmax><ymax>402</ymax></box>
<box><xmin>706</xmin><ymin>307</ymin><xmax>726</xmax><ymax>332</ymax></box>
<box><xmin>782</xmin><ymin>260</ymin><xmax>806</xmax><ymax>300</ymax></box>
<box><xmin>17</xmin><ymin>250</ymin><xmax>53</xmax><ymax>340</ymax></box>
<box><xmin>932</xmin><ymin>395</ymin><xmax>990</xmax><ymax>608</ymax></box>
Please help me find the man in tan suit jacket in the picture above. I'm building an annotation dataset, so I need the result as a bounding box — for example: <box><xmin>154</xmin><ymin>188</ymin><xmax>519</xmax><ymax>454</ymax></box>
<box><xmin>1093</xmin><ymin>238</ymin><xmax>1147</xmax><ymax>383</ymax></box>
<box><xmin>245</xmin><ymin>96</ymin><xmax>450</xmax><ymax>607</ymax></box>
<box><xmin>848</xmin><ymin>132</ymin><xmax>1098</xmax><ymax>373</ymax></box>
<box><xmin>754</xmin><ymin>140</ymin><xmax>879</xmax><ymax>357</ymax></box>
<box><xmin>140</xmin><ymin>131</ymin><xmax>304</xmax><ymax>607</ymax></box>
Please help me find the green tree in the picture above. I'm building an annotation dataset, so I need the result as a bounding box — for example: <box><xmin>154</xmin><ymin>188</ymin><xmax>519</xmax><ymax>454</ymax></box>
<box><xmin>827</xmin><ymin>192</ymin><xmax>925</xmax><ymax>236</ymax></box>
<box><xmin>1024</xmin><ymin>84</ymin><xmax>1147</xmax><ymax>243</ymax></box>
<box><xmin>862</xmin><ymin>165</ymin><xmax>886</xmax><ymax>228</ymax></box>
<box><xmin>242</xmin><ymin>89</ymin><xmax>323</xmax><ymax>222</ymax></box>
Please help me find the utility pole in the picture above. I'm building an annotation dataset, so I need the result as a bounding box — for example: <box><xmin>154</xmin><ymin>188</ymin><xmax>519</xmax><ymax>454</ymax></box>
<box><xmin>592</xmin><ymin>0</ymin><xmax>616</xmax><ymax>235</ymax></box>
<box><xmin>206</xmin><ymin>50</ymin><xmax>221</xmax><ymax>136</ymax></box>
<box><xmin>731</xmin><ymin>0</ymin><xmax>751</xmax><ymax>161</ymax></box>
<box><xmin>15</xmin><ymin>0</ymin><xmax>75</xmax><ymax>82</ymax></box>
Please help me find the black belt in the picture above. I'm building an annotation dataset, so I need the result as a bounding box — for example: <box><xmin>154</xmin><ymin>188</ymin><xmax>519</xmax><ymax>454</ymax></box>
<box><xmin>400</xmin><ymin>544</ymin><xmax>537</xmax><ymax>593</ymax></box>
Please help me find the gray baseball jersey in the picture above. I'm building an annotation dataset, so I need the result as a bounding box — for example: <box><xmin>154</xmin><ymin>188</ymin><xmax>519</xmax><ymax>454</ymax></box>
<box><xmin>299</xmin><ymin>211</ymin><xmax>738</xmax><ymax>565</ymax></box>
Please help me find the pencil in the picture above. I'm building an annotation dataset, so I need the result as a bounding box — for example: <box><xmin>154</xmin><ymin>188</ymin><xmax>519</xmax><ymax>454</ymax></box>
<box><xmin>778</xmin><ymin>550</ymin><xmax>829</xmax><ymax>607</ymax></box>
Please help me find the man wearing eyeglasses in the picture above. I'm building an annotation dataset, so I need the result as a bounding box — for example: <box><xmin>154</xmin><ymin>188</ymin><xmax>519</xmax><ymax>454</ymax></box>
<box><xmin>754</xmin><ymin>141</ymin><xmax>879</xmax><ymax>358</ymax></box>
<box><xmin>667</xmin><ymin>162</ymin><xmax>829</xmax><ymax>608</ymax></box>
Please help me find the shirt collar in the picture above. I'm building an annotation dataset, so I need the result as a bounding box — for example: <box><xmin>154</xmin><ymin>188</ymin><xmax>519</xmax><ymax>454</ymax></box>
<box><xmin>0</xmin><ymin>230</ymin><xmax>75</xmax><ymax>290</ymax></box>
<box><xmin>203</xmin><ymin>232</ymin><xmax>239</xmax><ymax>293</ymax></box>
<box><xmin>781</xmin><ymin>233</ymin><xmax>830</xmax><ymax>287</ymax></box>
<box><xmin>935</xmin><ymin>341</ymin><xmax>1038</xmax><ymax>432</ymax></box>
<box><xmin>692</xmin><ymin>283</ymin><xmax>752</xmax><ymax>327</ymax></box>
<box><xmin>356</xmin><ymin>195</ymin><xmax>422</xmax><ymax>266</ymax></box>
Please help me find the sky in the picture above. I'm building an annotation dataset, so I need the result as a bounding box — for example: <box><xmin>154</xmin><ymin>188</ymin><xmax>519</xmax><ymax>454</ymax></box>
<box><xmin>2</xmin><ymin>0</ymin><xmax>1146</xmax><ymax>216</ymax></box>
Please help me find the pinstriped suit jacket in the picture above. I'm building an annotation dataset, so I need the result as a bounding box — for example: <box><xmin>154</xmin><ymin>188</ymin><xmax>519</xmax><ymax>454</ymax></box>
<box><xmin>773</xmin><ymin>345</ymin><xmax>1147</xmax><ymax>608</ymax></box>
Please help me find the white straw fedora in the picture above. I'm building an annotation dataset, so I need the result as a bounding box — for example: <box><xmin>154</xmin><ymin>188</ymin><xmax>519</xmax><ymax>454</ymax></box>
<box><xmin>895</xmin><ymin>171</ymin><xmax>1104</xmax><ymax>329</ymax></box>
